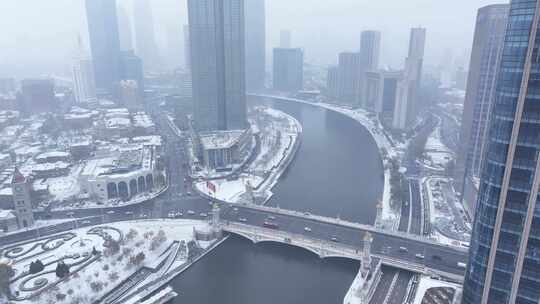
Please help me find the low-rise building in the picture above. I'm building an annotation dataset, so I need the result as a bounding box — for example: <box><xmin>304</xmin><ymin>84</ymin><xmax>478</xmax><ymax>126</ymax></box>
<box><xmin>0</xmin><ymin>210</ymin><xmax>17</xmax><ymax>233</ymax></box>
<box><xmin>198</xmin><ymin>129</ymin><xmax>253</xmax><ymax>170</ymax></box>
<box><xmin>78</xmin><ymin>145</ymin><xmax>159</xmax><ymax>201</ymax></box>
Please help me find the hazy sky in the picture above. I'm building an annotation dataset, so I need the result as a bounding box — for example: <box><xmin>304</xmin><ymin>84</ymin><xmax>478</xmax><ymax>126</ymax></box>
<box><xmin>0</xmin><ymin>0</ymin><xmax>502</xmax><ymax>78</ymax></box>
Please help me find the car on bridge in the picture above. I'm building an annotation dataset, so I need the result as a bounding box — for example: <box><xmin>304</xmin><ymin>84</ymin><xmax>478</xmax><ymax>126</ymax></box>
<box><xmin>263</xmin><ymin>221</ymin><xmax>279</xmax><ymax>229</ymax></box>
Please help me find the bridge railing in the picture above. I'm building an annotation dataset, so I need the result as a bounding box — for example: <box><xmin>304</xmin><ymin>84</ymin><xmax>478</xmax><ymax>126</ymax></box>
<box><xmin>237</xmin><ymin>203</ymin><xmax>468</xmax><ymax>253</ymax></box>
<box><xmin>222</xmin><ymin>222</ymin><xmax>363</xmax><ymax>259</ymax></box>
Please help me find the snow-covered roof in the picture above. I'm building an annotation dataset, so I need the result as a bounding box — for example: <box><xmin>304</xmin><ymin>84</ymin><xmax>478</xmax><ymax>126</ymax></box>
<box><xmin>36</xmin><ymin>151</ymin><xmax>70</xmax><ymax>160</ymax></box>
<box><xmin>132</xmin><ymin>135</ymin><xmax>162</xmax><ymax>146</ymax></box>
<box><xmin>200</xmin><ymin>130</ymin><xmax>247</xmax><ymax>150</ymax></box>
<box><xmin>0</xmin><ymin>209</ymin><xmax>15</xmax><ymax>220</ymax></box>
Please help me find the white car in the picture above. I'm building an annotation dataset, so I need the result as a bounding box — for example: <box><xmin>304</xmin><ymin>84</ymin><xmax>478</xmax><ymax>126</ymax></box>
<box><xmin>187</xmin><ymin>210</ymin><xmax>195</xmax><ymax>215</ymax></box>
<box><xmin>415</xmin><ymin>253</ymin><xmax>425</xmax><ymax>259</ymax></box>
<box><xmin>239</xmin><ymin>217</ymin><xmax>247</xmax><ymax>222</ymax></box>
<box><xmin>199</xmin><ymin>213</ymin><xmax>208</xmax><ymax>217</ymax></box>
<box><xmin>106</xmin><ymin>210</ymin><xmax>115</xmax><ymax>215</ymax></box>
<box><xmin>304</xmin><ymin>227</ymin><xmax>312</xmax><ymax>232</ymax></box>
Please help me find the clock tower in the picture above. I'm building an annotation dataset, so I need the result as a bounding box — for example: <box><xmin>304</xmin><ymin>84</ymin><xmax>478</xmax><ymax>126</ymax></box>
<box><xmin>11</xmin><ymin>167</ymin><xmax>34</xmax><ymax>229</ymax></box>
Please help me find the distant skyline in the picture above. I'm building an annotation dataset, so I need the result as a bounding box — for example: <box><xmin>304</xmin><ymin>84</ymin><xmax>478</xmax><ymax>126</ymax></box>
<box><xmin>0</xmin><ymin>0</ymin><xmax>499</xmax><ymax>78</ymax></box>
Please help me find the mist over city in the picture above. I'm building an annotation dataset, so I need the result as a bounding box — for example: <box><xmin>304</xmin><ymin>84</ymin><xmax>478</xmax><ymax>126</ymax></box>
<box><xmin>0</xmin><ymin>1</ymin><xmax>537</xmax><ymax>304</ymax></box>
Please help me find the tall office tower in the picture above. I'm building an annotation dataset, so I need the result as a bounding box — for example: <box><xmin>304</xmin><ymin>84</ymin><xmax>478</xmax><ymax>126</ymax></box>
<box><xmin>359</xmin><ymin>30</ymin><xmax>381</xmax><ymax>108</ymax></box>
<box><xmin>85</xmin><ymin>0</ymin><xmax>122</xmax><ymax>95</ymax></box>
<box><xmin>245</xmin><ymin>0</ymin><xmax>266</xmax><ymax>91</ymax></box>
<box><xmin>326</xmin><ymin>66</ymin><xmax>339</xmax><ymax>99</ymax></box>
<box><xmin>393</xmin><ymin>27</ymin><xmax>426</xmax><ymax>129</ymax></box>
<box><xmin>188</xmin><ymin>0</ymin><xmax>247</xmax><ymax>131</ymax></box>
<box><xmin>11</xmin><ymin>168</ymin><xmax>34</xmax><ymax>229</ymax></box>
<box><xmin>20</xmin><ymin>79</ymin><xmax>55</xmax><ymax>115</ymax></box>
<box><xmin>280</xmin><ymin>29</ymin><xmax>292</xmax><ymax>48</ymax></box>
<box><xmin>120</xmin><ymin>50</ymin><xmax>144</xmax><ymax>96</ymax></box>
<box><xmin>457</xmin><ymin>4</ymin><xmax>508</xmax><ymax>215</ymax></box>
<box><xmin>72</xmin><ymin>38</ymin><xmax>97</xmax><ymax>103</ymax></box>
<box><xmin>117</xmin><ymin>1</ymin><xmax>133</xmax><ymax>51</ymax></box>
<box><xmin>462</xmin><ymin>2</ymin><xmax>540</xmax><ymax>303</ymax></box>
<box><xmin>183</xmin><ymin>25</ymin><xmax>191</xmax><ymax>71</ymax></box>
<box><xmin>133</xmin><ymin>0</ymin><xmax>160</xmax><ymax>71</ymax></box>
<box><xmin>272</xmin><ymin>48</ymin><xmax>304</xmax><ymax>92</ymax></box>
<box><xmin>337</xmin><ymin>52</ymin><xmax>361</xmax><ymax>105</ymax></box>
<box><xmin>364</xmin><ymin>69</ymin><xmax>402</xmax><ymax>126</ymax></box>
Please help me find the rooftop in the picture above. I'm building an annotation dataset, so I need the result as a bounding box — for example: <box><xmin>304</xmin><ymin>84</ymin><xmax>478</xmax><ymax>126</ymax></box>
<box><xmin>199</xmin><ymin>130</ymin><xmax>248</xmax><ymax>150</ymax></box>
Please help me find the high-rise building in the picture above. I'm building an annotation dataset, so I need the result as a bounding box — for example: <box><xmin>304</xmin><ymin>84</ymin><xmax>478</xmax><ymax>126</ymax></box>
<box><xmin>85</xmin><ymin>0</ymin><xmax>122</xmax><ymax>95</ymax></box>
<box><xmin>183</xmin><ymin>24</ymin><xmax>191</xmax><ymax>70</ymax></box>
<box><xmin>359</xmin><ymin>30</ymin><xmax>382</xmax><ymax>109</ymax></box>
<box><xmin>133</xmin><ymin>0</ymin><xmax>160</xmax><ymax>71</ymax></box>
<box><xmin>280</xmin><ymin>29</ymin><xmax>291</xmax><ymax>48</ymax></box>
<box><xmin>359</xmin><ymin>31</ymin><xmax>381</xmax><ymax>71</ymax></box>
<box><xmin>326</xmin><ymin>66</ymin><xmax>339</xmax><ymax>99</ymax></box>
<box><xmin>117</xmin><ymin>1</ymin><xmax>134</xmax><ymax>51</ymax></box>
<box><xmin>363</xmin><ymin>69</ymin><xmax>403</xmax><ymax>127</ymax></box>
<box><xmin>462</xmin><ymin>2</ymin><xmax>540</xmax><ymax>303</ymax></box>
<box><xmin>73</xmin><ymin>37</ymin><xmax>96</xmax><ymax>103</ymax></box>
<box><xmin>20</xmin><ymin>78</ymin><xmax>55</xmax><ymax>115</ymax></box>
<box><xmin>392</xmin><ymin>27</ymin><xmax>426</xmax><ymax>129</ymax></box>
<box><xmin>457</xmin><ymin>4</ymin><xmax>508</xmax><ymax>216</ymax></box>
<box><xmin>337</xmin><ymin>52</ymin><xmax>361</xmax><ymax>105</ymax></box>
<box><xmin>120</xmin><ymin>50</ymin><xmax>144</xmax><ymax>97</ymax></box>
<box><xmin>272</xmin><ymin>48</ymin><xmax>304</xmax><ymax>92</ymax></box>
<box><xmin>245</xmin><ymin>0</ymin><xmax>266</xmax><ymax>91</ymax></box>
<box><xmin>188</xmin><ymin>0</ymin><xmax>247</xmax><ymax>131</ymax></box>
<box><xmin>11</xmin><ymin>168</ymin><xmax>34</xmax><ymax>229</ymax></box>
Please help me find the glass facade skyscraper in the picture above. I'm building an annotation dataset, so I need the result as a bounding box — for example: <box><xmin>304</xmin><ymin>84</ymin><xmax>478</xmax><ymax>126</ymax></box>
<box><xmin>245</xmin><ymin>0</ymin><xmax>266</xmax><ymax>91</ymax></box>
<box><xmin>85</xmin><ymin>0</ymin><xmax>121</xmax><ymax>95</ymax></box>
<box><xmin>457</xmin><ymin>4</ymin><xmax>508</xmax><ymax>217</ymax></box>
<box><xmin>188</xmin><ymin>0</ymin><xmax>247</xmax><ymax>131</ymax></box>
<box><xmin>463</xmin><ymin>1</ymin><xmax>540</xmax><ymax>303</ymax></box>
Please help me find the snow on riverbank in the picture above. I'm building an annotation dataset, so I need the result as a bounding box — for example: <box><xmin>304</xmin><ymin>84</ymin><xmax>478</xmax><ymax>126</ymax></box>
<box><xmin>195</xmin><ymin>106</ymin><xmax>301</xmax><ymax>204</ymax></box>
<box><xmin>251</xmin><ymin>94</ymin><xmax>399</xmax><ymax>224</ymax></box>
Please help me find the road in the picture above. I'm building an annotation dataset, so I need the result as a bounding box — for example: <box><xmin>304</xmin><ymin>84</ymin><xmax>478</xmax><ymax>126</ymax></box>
<box><xmin>0</xmin><ymin>104</ymin><xmax>466</xmax><ymax>304</ymax></box>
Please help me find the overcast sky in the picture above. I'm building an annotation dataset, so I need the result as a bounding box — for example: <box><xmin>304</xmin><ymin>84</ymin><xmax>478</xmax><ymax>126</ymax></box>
<box><xmin>0</xmin><ymin>0</ymin><xmax>502</xmax><ymax>78</ymax></box>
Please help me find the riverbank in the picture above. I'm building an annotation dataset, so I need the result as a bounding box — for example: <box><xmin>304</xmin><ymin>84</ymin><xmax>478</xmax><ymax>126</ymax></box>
<box><xmin>250</xmin><ymin>94</ymin><xmax>399</xmax><ymax>227</ymax></box>
<box><xmin>194</xmin><ymin>107</ymin><xmax>302</xmax><ymax>205</ymax></box>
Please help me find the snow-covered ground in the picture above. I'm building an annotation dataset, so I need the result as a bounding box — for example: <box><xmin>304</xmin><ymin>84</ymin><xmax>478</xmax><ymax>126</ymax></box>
<box><xmin>423</xmin><ymin>126</ymin><xmax>454</xmax><ymax>171</ymax></box>
<box><xmin>412</xmin><ymin>276</ymin><xmax>461</xmax><ymax>304</ymax></box>
<box><xmin>4</xmin><ymin>219</ymin><xmax>214</xmax><ymax>304</ymax></box>
<box><xmin>424</xmin><ymin>177</ymin><xmax>471</xmax><ymax>246</ymax></box>
<box><xmin>195</xmin><ymin>106</ymin><xmax>301</xmax><ymax>204</ymax></box>
<box><xmin>49</xmin><ymin>180</ymin><xmax>167</xmax><ymax>212</ymax></box>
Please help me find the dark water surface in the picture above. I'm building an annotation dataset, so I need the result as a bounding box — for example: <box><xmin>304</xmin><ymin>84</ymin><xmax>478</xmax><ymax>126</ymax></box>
<box><xmin>168</xmin><ymin>97</ymin><xmax>383</xmax><ymax>304</ymax></box>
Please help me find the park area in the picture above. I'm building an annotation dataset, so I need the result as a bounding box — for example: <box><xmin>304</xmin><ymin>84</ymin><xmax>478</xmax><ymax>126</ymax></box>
<box><xmin>0</xmin><ymin>219</ymin><xmax>215</xmax><ymax>304</ymax></box>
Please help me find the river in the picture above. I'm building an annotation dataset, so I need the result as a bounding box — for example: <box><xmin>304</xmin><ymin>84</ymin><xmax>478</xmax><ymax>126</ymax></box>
<box><xmin>168</xmin><ymin>97</ymin><xmax>383</xmax><ymax>304</ymax></box>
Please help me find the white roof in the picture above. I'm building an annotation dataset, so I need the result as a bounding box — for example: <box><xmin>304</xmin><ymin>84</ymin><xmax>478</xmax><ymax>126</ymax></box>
<box><xmin>200</xmin><ymin>130</ymin><xmax>247</xmax><ymax>150</ymax></box>
<box><xmin>0</xmin><ymin>209</ymin><xmax>15</xmax><ymax>220</ymax></box>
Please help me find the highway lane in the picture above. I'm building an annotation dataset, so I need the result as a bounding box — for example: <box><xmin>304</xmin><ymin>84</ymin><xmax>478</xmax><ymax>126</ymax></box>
<box><xmin>409</xmin><ymin>179</ymin><xmax>423</xmax><ymax>235</ymax></box>
<box><xmin>386</xmin><ymin>270</ymin><xmax>414</xmax><ymax>304</ymax></box>
<box><xmin>369</xmin><ymin>266</ymin><xmax>398</xmax><ymax>304</ymax></box>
